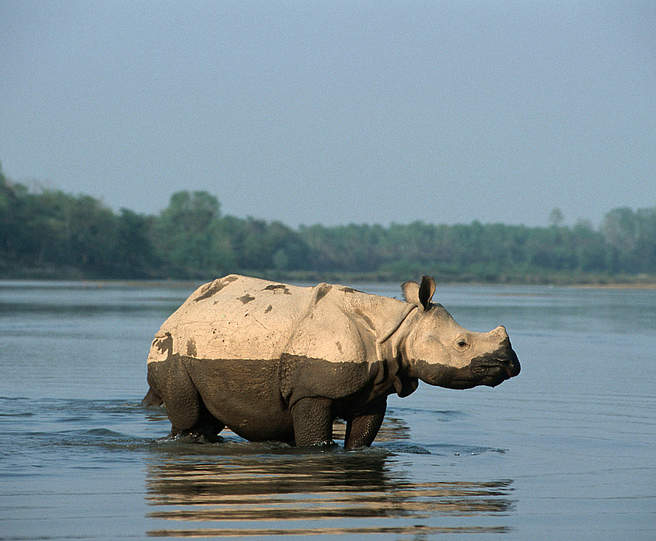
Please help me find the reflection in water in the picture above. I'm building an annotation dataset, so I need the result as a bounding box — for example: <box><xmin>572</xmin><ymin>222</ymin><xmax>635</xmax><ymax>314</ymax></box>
<box><xmin>145</xmin><ymin>419</ymin><xmax>514</xmax><ymax>538</ymax></box>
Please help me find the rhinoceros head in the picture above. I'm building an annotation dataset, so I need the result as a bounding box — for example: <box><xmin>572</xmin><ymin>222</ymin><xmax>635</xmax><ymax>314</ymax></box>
<box><xmin>401</xmin><ymin>276</ymin><xmax>520</xmax><ymax>389</ymax></box>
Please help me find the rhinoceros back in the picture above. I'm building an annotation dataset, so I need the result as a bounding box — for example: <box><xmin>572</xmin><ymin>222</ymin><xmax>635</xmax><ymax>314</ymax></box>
<box><xmin>147</xmin><ymin>274</ymin><xmax>312</xmax><ymax>365</ymax></box>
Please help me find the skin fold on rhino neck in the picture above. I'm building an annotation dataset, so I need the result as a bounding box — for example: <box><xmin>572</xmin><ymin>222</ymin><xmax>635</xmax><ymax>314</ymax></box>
<box><xmin>377</xmin><ymin>307</ymin><xmax>423</xmax><ymax>389</ymax></box>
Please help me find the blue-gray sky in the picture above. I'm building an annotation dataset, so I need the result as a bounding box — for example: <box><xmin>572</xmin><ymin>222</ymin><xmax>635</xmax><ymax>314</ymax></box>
<box><xmin>1</xmin><ymin>0</ymin><xmax>654</xmax><ymax>227</ymax></box>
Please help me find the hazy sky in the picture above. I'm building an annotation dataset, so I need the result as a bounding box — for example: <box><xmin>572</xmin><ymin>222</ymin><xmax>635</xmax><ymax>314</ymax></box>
<box><xmin>1</xmin><ymin>0</ymin><xmax>654</xmax><ymax>227</ymax></box>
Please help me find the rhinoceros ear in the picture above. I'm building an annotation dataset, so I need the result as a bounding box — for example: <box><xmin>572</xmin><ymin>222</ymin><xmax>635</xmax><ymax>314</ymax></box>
<box><xmin>418</xmin><ymin>275</ymin><xmax>436</xmax><ymax>310</ymax></box>
<box><xmin>401</xmin><ymin>280</ymin><xmax>420</xmax><ymax>305</ymax></box>
<box><xmin>402</xmin><ymin>276</ymin><xmax>436</xmax><ymax>311</ymax></box>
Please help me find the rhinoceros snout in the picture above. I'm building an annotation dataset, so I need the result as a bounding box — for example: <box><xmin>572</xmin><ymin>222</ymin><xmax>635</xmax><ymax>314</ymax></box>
<box><xmin>491</xmin><ymin>341</ymin><xmax>520</xmax><ymax>380</ymax></box>
<box><xmin>489</xmin><ymin>329</ymin><xmax>520</xmax><ymax>379</ymax></box>
<box><xmin>468</xmin><ymin>344</ymin><xmax>520</xmax><ymax>388</ymax></box>
<box><xmin>503</xmin><ymin>349</ymin><xmax>521</xmax><ymax>378</ymax></box>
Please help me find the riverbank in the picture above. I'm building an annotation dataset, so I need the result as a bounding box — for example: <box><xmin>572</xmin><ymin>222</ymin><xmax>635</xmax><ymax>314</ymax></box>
<box><xmin>4</xmin><ymin>179</ymin><xmax>656</xmax><ymax>290</ymax></box>
<box><xmin>2</xmin><ymin>265</ymin><xmax>656</xmax><ymax>288</ymax></box>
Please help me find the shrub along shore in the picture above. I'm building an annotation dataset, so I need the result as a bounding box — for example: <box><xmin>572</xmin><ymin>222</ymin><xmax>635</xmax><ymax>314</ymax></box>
<box><xmin>2</xmin><ymin>169</ymin><xmax>655</xmax><ymax>286</ymax></box>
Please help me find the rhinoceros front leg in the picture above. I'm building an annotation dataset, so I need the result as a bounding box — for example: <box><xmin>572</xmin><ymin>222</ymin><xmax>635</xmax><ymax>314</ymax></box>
<box><xmin>291</xmin><ymin>397</ymin><xmax>334</xmax><ymax>447</ymax></box>
<box><xmin>344</xmin><ymin>396</ymin><xmax>387</xmax><ymax>450</ymax></box>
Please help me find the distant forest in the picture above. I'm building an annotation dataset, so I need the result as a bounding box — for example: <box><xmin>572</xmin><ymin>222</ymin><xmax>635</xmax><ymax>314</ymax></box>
<box><xmin>1</xmin><ymin>167</ymin><xmax>655</xmax><ymax>284</ymax></box>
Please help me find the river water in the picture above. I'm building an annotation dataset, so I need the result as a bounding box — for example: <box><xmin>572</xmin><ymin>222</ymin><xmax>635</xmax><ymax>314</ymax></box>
<box><xmin>0</xmin><ymin>280</ymin><xmax>654</xmax><ymax>540</ymax></box>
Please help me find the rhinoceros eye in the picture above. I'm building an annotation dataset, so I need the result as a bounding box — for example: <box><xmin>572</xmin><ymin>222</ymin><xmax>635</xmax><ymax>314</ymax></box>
<box><xmin>455</xmin><ymin>337</ymin><xmax>470</xmax><ymax>350</ymax></box>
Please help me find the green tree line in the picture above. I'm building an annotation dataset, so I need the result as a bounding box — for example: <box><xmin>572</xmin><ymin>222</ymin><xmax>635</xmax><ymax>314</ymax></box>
<box><xmin>1</xmin><ymin>167</ymin><xmax>655</xmax><ymax>283</ymax></box>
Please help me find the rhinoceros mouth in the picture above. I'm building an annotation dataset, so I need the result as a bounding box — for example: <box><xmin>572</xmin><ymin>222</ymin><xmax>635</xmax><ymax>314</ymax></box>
<box><xmin>434</xmin><ymin>350</ymin><xmax>520</xmax><ymax>389</ymax></box>
<box><xmin>413</xmin><ymin>347</ymin><xmax>520</xmax><ymax>389</ymax></box>
<box><xmin>470</xmin><ymin>350</ymin><xmax>521</xmax><ymax>386</ymax></box>
<box><xmin>461</xmin><ymin>364</ymin><xmax>507</xmax><ymax>388</ymax></box>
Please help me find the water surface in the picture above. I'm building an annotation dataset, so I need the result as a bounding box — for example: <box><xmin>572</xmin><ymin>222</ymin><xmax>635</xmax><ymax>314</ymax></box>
<box><xmin>1</xmin><ymin>280</ymin><xmax>654</xmax><ymax>540</ymax></box>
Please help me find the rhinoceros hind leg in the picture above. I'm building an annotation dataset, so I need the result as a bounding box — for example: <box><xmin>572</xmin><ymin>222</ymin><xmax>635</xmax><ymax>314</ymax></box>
<box><xmin>174</xmin><ymin>402</ymin><xmax>225</xmax><ymax>443</ymax></box>
<box><xmin>141</xmin><ymin>386</ymin><xmax>163</xmax><ymax>407</ymax></box>
<box><xmin>344</xmin><ymin>397</ymin><xmax>387</xmax><ymax>450</ymax></box>
<box><xmin>148</xmin><ymin>358</ymin><xmax>202</xmax><ymax>435</ymax></box>
<box><xmin>291</xmin><ymin>397</ymin><xmax>334</xmax><ymax>447</ymax></box>
<box><xmin>148</xmin><ymin>357</ymin><xmax>225</xmax><ymax>442</ymax></box>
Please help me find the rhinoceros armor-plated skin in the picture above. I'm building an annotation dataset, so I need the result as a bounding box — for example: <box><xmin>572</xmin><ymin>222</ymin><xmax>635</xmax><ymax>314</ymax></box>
<box><xmin>143</xmin><ymin>274</ymin><xmax>521</xmax><ymax>449</ymax></box>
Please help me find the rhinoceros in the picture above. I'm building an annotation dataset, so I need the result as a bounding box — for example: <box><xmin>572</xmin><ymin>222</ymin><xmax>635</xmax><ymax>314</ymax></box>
<box><xmin>143</xmin><ymin>274</ymin><xmax>520</xmax><ymax>449</ymax></box>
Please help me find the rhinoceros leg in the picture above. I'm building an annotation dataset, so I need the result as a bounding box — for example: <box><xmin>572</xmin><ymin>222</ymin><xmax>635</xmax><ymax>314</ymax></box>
<box><xmin>181</xmin><ymin>403</ymin><xmax>225</xmax><ymax>443</ymax></box>
<box><xmin>291</xmin><ymin>397</ymin><xmax>334</xmax><ymax>447</ymax></box>
<box><xmin>344</xmin><ymin>397</ymin><xmax>387</xmax><ymax>450</ymax></box>
<box><xmin>148</xmin><ymin>357</ymin><xmax>225</xmax><ymax>441</ymax></box>
<box><xmin>141</xmin><ymin>386</ymin><xmax>163</xmax><ymax>407</ymax></box>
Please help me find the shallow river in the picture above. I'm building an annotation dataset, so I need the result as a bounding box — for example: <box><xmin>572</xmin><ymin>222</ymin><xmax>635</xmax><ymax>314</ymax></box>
<box><xmin>0</xmin><ymin>280</ymin><xmax>654</xmax><ymax>540</ymax></box>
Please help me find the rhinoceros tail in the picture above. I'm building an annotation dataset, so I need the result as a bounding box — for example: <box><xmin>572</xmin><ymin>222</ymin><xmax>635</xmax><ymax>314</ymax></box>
<box><xmin>141</xmin><ymin>386</ymin><xmax>163</xmax><ymax>407</ymax></box>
